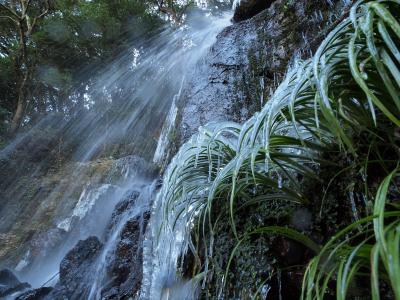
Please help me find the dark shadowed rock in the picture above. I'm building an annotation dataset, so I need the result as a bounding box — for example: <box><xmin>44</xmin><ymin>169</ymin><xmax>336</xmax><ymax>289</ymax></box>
<box><xmin>0</xmin><ymin>268</ymin><xmax>31</xmax><ymax>298</ymax></box>
<box><xmin>233</xmin><ymin>0</ymin><xmax>275</xmax><ymax>22</ymax></box>
<box><xmin>48</xmin><ymin>236</ymin><xmax>102</xmax><ymax>300</ymax></box>
<box><xmin>268</xmin><ymin>269</ymin><xmax>304</xmax><ymax>299</ymax></box>
<box><xmin>15</xmin><ymin>287</ymin><xmax>53</xmax><ymax>300</ymax></box>
<box><xmin>107</xmin><ymin>190</ymin><xmax>140</xmax><ymax>232</ymax></box>
<box><xmin>59</xmin><ymin>236</ymin><xmax>102</xmax><ymax>286</ymax></box>
<box><xmin>101</xmin><ymin>211</ymin><xmax>150</xmax><ymax>299</ymax></box>
<box><xmin>291</xmin><ymin>208</ymin><xmax>313</xmax><ymax>231</ymax></box>
<box><xmin>273</xmin><ymin>235</ymin><xmax>313</xmax><ymax>267</ymax></box>
<box><xmin>0</xmin><ymin>269</ymin><xmax>20</xmax><ymax>287</ymax></box>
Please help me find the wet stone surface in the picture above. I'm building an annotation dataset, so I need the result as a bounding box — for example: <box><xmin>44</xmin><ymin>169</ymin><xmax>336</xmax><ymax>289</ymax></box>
<box><xmin>233</xmin><ymin>0</ymin><xmax>275</xmax><ymax>22</ymax></box>
<box><xmin>15</xmin><ymin>287</ymin><xmax>53</xmax><ymax>300</ymax></box>
<box><xmin>101</xmin><ymin>211</ymin><xmax>150</xmax><ymax>299</ymax></box>
<box><xmin>48</xmin><ymin>236</ymin><xmax>102</xmax><ymax>300</ymax></box>
<box><xmin>0</xmin><ymin>268</ymin><xmax>31</xmax><ymax>298</ymax></box>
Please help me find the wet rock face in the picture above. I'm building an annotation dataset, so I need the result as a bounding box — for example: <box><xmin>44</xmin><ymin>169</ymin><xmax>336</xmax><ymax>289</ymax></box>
<box><xmin>178</xmin><ymin>16</ymin><xmax>258</xmax><ymax>142</ymax></box>
<box><xmin>59</xmin><ymin>236</ymin><xmax>102</xmax><ymax>286</ymax></box>
<box><xmin>46</xmin><ymin>190</ymin><xmax>151</xmax><ymax>300</ymax></box>
<box><xmin>291</xmin><ymin>208</ymin><xmax>313</xmax><ymax>231</ymax></box>
<box><xmin>107</xmin><ymin>190</ymin><xmax>140</xmax><ymax>231</ymax></box>
<box><xmin>233</xmin><ymin>0</ymin><xmax>275</xmax><ymax>22</ymax></box>
<box><xmin>101</xmin><ymin>211</ymin><xmax>150</xmax><ymax>299</ymax></box>
<box><xmin>178</xmin><ymin>0</ymin><xmax>352</xmax><ymax>146</ymax></box>
<box><xmin>49</xmin><ymin>236</ymin><xmax>102</xmax><ymax>299</ymax></box>
<box><xmin>15</xmin><ymin>287</ymin><xmax>53</xmax><ymax>300</ymax></box>
<box><xmin>0</xmin><ymin>268</ymin><xmax>31</xmax><ymax>298</ymax></box>
<box><xmin>268</xmin><ymin>269</ymin><xmax>305</xmax><ymax>299</ymax></box>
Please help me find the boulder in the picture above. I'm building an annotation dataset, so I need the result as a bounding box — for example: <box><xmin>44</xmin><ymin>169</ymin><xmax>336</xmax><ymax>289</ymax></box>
<box><xmin>107</xmin><ymin>190</ymin><xmax>140</xmax><ymax>232</ymax></box>
<box><xmin>0</xmin><ymin>268</ymin><xmax>31</xmax><ymax>298</ymax></box>
<box><xmin>233</xmin><ymin>0</ymin><xmax>275</xmax><ymax>22</ymax></box>
<box><xmin>101</xmin><ymin>211</ymin><xmax>150</xmax><ymax>299</ymax></box>
<box><xmin>48</xmin><ymin>236</ymin><xmax>102</xmax><ymax>299</ymax></box>
<box><xmin>59</xmin><ymin>236</ymin><xmax>102</xmax><ymax>287</ymax></box>
<box><xmin>15</xmin><ymin>287</ymin><xmax>53</xmax><ymax>300</ymax></box>
<box><xmin>0</xmin><ymin>268</ymin><xmax>20</xmax><ymax>288</ymax></box>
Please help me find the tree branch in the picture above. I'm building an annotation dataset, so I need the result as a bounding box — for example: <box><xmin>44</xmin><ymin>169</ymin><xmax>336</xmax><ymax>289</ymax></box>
<box><xmin>27</xmin><ymin>0</ymin><xmax>50</xmax><ymax>35</ymax></box>
<box><xmin>0</xmin><ymin>3</ymin><xmax>20</xmax><ymax>20</ymax></box>
<box><xmin>0</xmin><ymin>14</ymin><xmax>18</xmax><ymax>23</ymax></box>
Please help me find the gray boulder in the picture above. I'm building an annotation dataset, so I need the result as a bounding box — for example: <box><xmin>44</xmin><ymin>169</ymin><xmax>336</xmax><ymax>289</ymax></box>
<box><xmin>15</xmin><ymin>287</ymin><xmax>53</xmax><ymax>300</ymax></box>
<box><xmin>101</xmin><ymin>211</ymin><xmax>150</xmax><ymax>299</ymax></box>
<box><xmin>233</xmin><ymin>0</ymin><xmax>275</xmax><ymax>22</ymax></box>
<box><xmin>48</xmin><ymin>236</ymin><xmax>102</xmax><ymax>300</ymax></box>
<box><xmin>0</xmin><ymin>268</ymin><xmax>31</xmax><ymax>298</ymax></box>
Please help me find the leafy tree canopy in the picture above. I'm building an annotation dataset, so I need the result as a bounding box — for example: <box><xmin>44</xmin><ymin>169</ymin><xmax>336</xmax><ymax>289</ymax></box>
<box><xmin>0</xmin><ymin>0</ymin><xmax>198</xmax><ymax>138</ymax></box>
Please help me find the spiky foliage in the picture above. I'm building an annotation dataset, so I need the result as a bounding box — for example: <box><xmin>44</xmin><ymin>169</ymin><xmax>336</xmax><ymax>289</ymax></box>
<box><xmin>301</xmin><ymin>170</ymin><xmax>400</xmax><ymax>300</ymax></box>
<box><xmin>156</xmin><ymin>0</ymin><xmax>400</xmax><ymax>298</ymax></box>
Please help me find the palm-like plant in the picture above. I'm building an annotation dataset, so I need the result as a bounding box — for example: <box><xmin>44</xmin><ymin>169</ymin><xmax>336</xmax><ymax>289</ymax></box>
<box><xmin>302</xmin><ymin>170</ymin><xmax>400</xmax><ymax>300</ymax></box>
<box><xmin>154</xmin><ymin>0</ymin><xmax>400</xmax><ymax>298</ymax></box>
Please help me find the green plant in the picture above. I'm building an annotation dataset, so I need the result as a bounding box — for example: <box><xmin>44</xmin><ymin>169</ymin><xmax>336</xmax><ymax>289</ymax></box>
<box><xmin>156</xmin><ymin>0</ymin><xmax>400</xmax><ymax>298</ymax></box>
<box><xmin>302</xmin><ymin>170</ymin><xmax>400</xmax><ymax>300</ymax></box>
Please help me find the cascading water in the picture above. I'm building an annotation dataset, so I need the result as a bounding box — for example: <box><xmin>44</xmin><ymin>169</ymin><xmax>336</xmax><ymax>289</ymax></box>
<box><xmin>0</xmin><ymin>3</ymin><xmax>232</xmax><ymax>300</ymax></box>
<box><xmin>13</xmin><ymin>157</ymin><xmax>155</xmax><ymax>291</ymax></box>
<box><xmin>88</xmin><ymin>182</ymin><xmax>156</xmax><ymax>300</ymax></box>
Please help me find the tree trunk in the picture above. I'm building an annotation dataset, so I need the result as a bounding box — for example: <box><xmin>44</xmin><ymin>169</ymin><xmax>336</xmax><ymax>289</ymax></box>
<box><xmin>10</xmin><ymin>23</ymin><xmax>28</xmax><ymax>135</ymax></box>
<box><xmin>4</xmin><ymin>0</ymin><xmax>50</xmax><ymax>135</ymax></box>
<box><xmin>10</xmin><ymin>92</ymin><xmax>25</xmax><ymax>133</ymax></box>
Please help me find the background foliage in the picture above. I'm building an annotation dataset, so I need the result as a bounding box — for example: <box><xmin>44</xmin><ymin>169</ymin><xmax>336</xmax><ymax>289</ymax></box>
<box><xmin>0</xmin><ymin>0</ymin><xmax>200</xmax><ymax>139</ymax></box>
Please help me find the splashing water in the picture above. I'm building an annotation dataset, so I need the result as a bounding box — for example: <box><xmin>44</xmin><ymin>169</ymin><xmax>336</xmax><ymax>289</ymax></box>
<box><xmin>139</xmin><ymin>13</ymin><xmax>232</xmax><ymax>299</ymax></box>
<box><xmin>88</xmin><ymin>182</ymin><xmax>157</xmax><ymax>300</ymax></box>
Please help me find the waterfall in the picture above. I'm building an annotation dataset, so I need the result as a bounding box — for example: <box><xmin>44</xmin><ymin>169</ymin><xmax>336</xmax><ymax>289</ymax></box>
<box><xmin>17</xmin><ymin>159</ymin><xmax>154</xmax><ymax>289</ymax></box>
<box><xmin>0</xmin><ymin>4</ymin><xmax>231</xmax><ymax>300</ymax></box>
<box><xmin>87</xmin><ymin>182</ymin><xmax>157</xmax><ymax>300</ymax></box>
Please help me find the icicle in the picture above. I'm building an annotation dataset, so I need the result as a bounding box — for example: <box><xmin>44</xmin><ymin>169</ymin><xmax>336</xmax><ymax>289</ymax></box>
<box><xmin>278</xmin><ymin>269</ymin><xmax>282</xmax><ymax>300</ymax></box>
<box><xmin>217</xmin><ymin>275</ymin><xmax>225</xmax><ymax>300</ymax></box>
<box><xmin>232</xmin><ymin>0</ymin><xmax>241</xmax><ymax>10</ymax></box>
<box><xmin>208</xmin><ymin>146</ymin><xmax>213</xmax><ymax>183</ymax></box>
<box><xmin>260</xmin><ymin>77</ymin><xmax>265</xmax><ymax>106</ymax></box>
<box><xmin>277</xmin><ymin>173</ymin><xmax>283</xmax><ymax>189</ymax></box>
<box><xmin>217</xmin><ymin>144</ymin><xmax>222</xmax><ymax>171</ymax></box>
<box><xmin>348</xmin><ymin>186</ymin><xmax>362</xmax><ymax>231</ymax></box>
<box><xmin>264</xmin><ymin>154</ymin><xmax>269</xmax><ymax>174</ymax></box>
<box><xmin>208</xmin><ymin>163</ymin><xmax>213</xmax><ymax>183</ymax></box>
<box><xmin>209</xmin><ymin>234</ymin><xmax>214</xmax><ymax>258</ymax></box>
<box><xmin>182</xmin><ymin>184</ymin><xmax>187</xmax><ymax>203</ymax></box>
<box><xmin>361</xmin><ymin>170</ymin><xmax>367</xmax><ymax>182</ymax></box>
<box><xmin>194</xmin><ymin>134</ymin><xmax>201</xmax><ymax>169</ymax></box>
